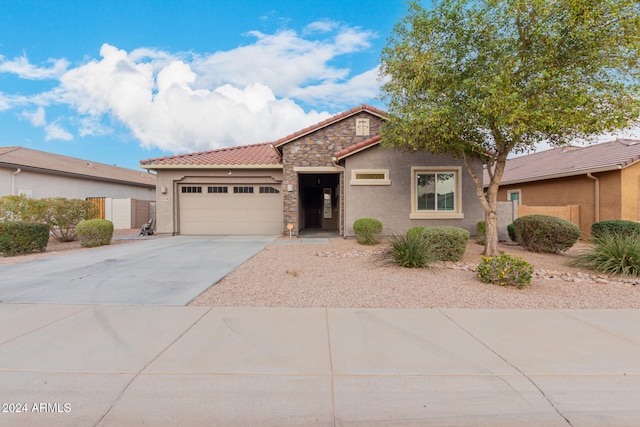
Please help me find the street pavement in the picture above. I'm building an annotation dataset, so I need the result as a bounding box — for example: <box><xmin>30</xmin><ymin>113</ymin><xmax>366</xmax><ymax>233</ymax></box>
<box><xmin>0</xmin><ymin>305</ymin><xmax>639</xmax><ymax>426</ymax></box>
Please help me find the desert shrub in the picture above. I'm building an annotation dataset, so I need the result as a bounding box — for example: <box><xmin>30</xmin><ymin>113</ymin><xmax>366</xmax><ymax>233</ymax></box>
<box><xmin>507</xmin><ymin>222</ymin><xmax>517</xmax><ymax>242</ymax></box>
<box><xmin>353</xmin><ymin>218</ymin><xmax>383</xmax><ymax>245</ymax></box>
<box><xmin>0</xmin><ymin>195</ymin><xmax>95</xmax><ymax>242</ymax></box>
<box><xmin>0</xmin><ymin>195</ymin><xmax>48</xmax><ymax>222</ymax></box>
<box><xmin>382</xmin><ymin>231</ymin><xmax>437</xmax><ymax>268</ymax></box>
<box><xmin>591</xmin><ymin>220</ymin><xmax>640</xmax><ymax>240</ymax></box>
<box><xmin>45</xmin><ymin>198</ymin><xmax>97</xmax><ymax>242</ymax></box>
<box><xmin>570</xmin><ymin>232</ymin><xmax>640</xmax><ymax>277</ymax></box>
<box><xmin>476</xmin><ymin>253</ymin><xmax>534</xmax><ymax>289</ymax></box>
<box><xmin>407</xmin><ymin>226</ymin><xmax>469</xmax><ymax>262</ymax></box>
<box><xmin>476</xmin><ymin>221</ymin><xmax>486</xmax><ymax>245</ymax></box>
<box><xmin>76</xmin><ymin>219</ymin><xmax>114</xmax><ymax>248</ymax></box>
<box><xmin>0</xmin><ymin>222</ymin><xmax>49</xmax><ymax>256</ymax></box>
<box><xmin>513</xmin><ymin>215</ymin><xmax>580</xmax><ymax>253</ymax></box>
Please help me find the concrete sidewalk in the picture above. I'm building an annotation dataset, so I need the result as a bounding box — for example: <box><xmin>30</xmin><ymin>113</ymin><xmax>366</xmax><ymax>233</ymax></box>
<box><xmin>1</xmin><ymin>305</ymin><xmax>639</xmax><ymax>426</ymax></box>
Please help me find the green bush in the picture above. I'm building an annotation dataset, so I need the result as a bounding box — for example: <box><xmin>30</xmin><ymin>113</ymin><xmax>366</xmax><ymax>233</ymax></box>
<box><xmin>0</xmin><ymin>195</ymin><xmax>96</xmax><ymax>242</ymax></box>
<box><xmin>476</xmin><ymin>253</ymin><xmax>534</xmax><ymax>289</ymax></box>
<box><xmin>591</xmin><ymin>220</ymin><xmax>640</xmax><ymax>240</ymax></box>
<box><xmin>353</xmin><ymin>218</ymin><xmax>383</xmax><ymax>245</ymax></box>
<box><xmin>407</xmin><ymin>226</ymin><xmax>469</xmax><ymax>262</ymax></box>
<box><xmin>0</xmin><ymin>222</ymin><xmax>49</xmax><ymax>256</ymax></box>
<box><xmin>570</xmin><ymin>232</ymin><xmax>640</xmax><ymax>277</ymax></box>
<box><xmin>513</xmin><ymin>215</ymin><xmax>580</xmax><ymax>253</ymax></box>
<box><xmin>476</xmin><ymin>221</ymin><xmax>486</xmax><ymax>245</ymax></box>
<box><xmin>507</xmin><ymin>222</ymin><xmax>517</xmax><ymax>242</ymax></box>
<box><xmin>76</xmin><ymin>219</ymin><xmax>114</xmax><ymax>248</ymax></box>
<box><xmin>382</xmin><ymin>231</ymin><xmax>437</xmax><ymax>268</ymax></box>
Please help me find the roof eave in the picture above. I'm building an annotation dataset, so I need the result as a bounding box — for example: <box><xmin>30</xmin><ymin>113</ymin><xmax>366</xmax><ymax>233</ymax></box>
<box><xmin>497</xmin><ymin>165</ymin><xmax>624</xmax><ymax>187</ymax></box>
<box><xmin>140</xmin><ymin>163</ymin><xmax>283</xmax><ymax>170</ymax></box>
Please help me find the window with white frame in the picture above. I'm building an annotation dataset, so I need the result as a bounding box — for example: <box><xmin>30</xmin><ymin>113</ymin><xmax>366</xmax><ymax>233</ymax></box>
<box><xmin>507</xmin><ymin>190</ymin><xmax>521</xmax><ymax>205</ymax></box>
<box><xmin>410</xmin><ymin>167</ymin><xmax>463</xmax><ymax>219</ymax></box>
<box><xmin>350</xmin><ymin>169</ymin><xmax>391</xmax><ymax>186</ymax></box>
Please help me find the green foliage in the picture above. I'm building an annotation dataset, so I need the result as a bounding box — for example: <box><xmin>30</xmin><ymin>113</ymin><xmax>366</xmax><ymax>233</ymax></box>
<box><xmin>507</xmin><ymin>223</ymin><xmax>517</xmax><ymax>243</ymax></box>
<box><xmin>353</xmin><ymin>218</ymin><xmax>383</xmax><ymax>245</ymax></box>
<box><xmin>45</xmin><ymin>198</ymin><xmax>97</xmax><ymax>242</ymax></box>
<box><xmin>0</xmin><ymin>222</ymin><xmax>49</xmax><ymax>257</ymax></box>
<box><xmin>591</xmin><ymin>220</ymin><xmax>640</xmax><ymax>240</ymax></box>
<box><xmin>476</xmin><ymin>221</ymin><xmax>486</xmax><ymax>245</ymax></box>
<box><xmin>477</xmin><ymin>253</ymin><xmax>534</xmax><ymax>289</ymax></box>
<box><xmin>379</xmin><ymin>0</ymin><xmax>640</xmax><ymax>256</ymax></box>
<box><xmin>76</xmin><ymin>219</ymin><xmax>114</xmax><ymax>248</ymax></box>
<box><xmin>570</xmin><ymin>232</ymin><xmax>640</xmax><ymax>277</ymax></box>
<box><xmin>0</xmin><ymin>195</ymin><xmax>96</xmax><ymax>242</ymax></box>
<box><xmin>514</xmin><ymin>215</ymin><xmax>580</xmax><ymax>253</ymax></box>
<box><xmin>382</xmin><ymin>231</ymin><xmax>437</xmax><ymax>268</ymax></box>
<box><xmin>407</xmin><ymin>226</ymin><xmax>469</xmax><ymax>262</ymax></box>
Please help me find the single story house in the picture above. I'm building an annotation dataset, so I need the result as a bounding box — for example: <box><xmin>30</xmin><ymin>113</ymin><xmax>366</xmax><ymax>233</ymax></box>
<box><xmin>0</xmin><ymin>146</ymin><xmax>157</xmax><ymax>228</ymax></box>
<box><xmin>140</xmin><ymin>104</ymin><xmax>484</xmax><ymax>237</ymax></box>
<box><xmin>495</xmin><ymin>139</ymin><xmax>640</xmax><ymax>236</ymax></box>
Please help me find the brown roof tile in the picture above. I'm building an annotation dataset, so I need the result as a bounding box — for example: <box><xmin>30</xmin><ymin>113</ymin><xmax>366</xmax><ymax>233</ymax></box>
<box><xmin>140</xmin><ymin>142</ymin><xmax>282</xmax><ymax>168</ymax></box>
<box><xmin>333</xmin><ymin>135</ymin><xmax>382</xmax><ymax>160</ymax></box>
<box><xmin>273</xmin><ymin>104</ymin><xmax>387</xmax><ymax>148</ymax></box>
<box><xmin>0</xmin><ymin>146</ymin><xmax>156</xmax><ymax>187</ymax></box>
<box><xmin>495</xmin><ymin>139</ymin><xmax>640</xmax><ymax>185</ymax></box>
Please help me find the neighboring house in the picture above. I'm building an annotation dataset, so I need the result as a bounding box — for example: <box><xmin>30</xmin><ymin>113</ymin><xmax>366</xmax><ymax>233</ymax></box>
<box><xmin>495</xmin><ymin>139</ymin><xmax>640</xmax><ymax>236</ymax></box>
<box><xmin>0</xmin><ymin>146</ymin><xmax>157</xmax><ymax>228</ymax></box>
<box><xmin>141</xmin><ymin>104</ymin><xmax>484</xmax><ymax>237</ymax></box>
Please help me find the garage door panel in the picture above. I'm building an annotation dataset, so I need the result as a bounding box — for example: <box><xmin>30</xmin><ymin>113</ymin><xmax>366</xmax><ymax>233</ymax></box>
<box><xmin>179</xmin><ymin>185</ymin><xmax>282</xmax><ymax>235</ymax></box>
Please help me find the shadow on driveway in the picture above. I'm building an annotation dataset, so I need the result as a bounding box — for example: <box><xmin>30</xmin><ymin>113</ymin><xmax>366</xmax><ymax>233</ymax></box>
<box><xmin>0</xmin><ymin>235</ymin><xmax>276</xmax><ymax>305</ymax></box>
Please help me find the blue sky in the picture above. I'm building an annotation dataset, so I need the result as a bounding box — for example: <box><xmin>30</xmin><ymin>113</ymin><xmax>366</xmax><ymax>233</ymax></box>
<box><xmin>0</xmin><ymin>0</ymin><xmax>409</xmax><ymax>169</ymax></box>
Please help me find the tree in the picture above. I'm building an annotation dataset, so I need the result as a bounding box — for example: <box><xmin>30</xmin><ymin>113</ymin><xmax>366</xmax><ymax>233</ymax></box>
<box><xmin>379</xmin><ymin>0</ymin><xmax>640</xmax><ymax>256</ymax></box>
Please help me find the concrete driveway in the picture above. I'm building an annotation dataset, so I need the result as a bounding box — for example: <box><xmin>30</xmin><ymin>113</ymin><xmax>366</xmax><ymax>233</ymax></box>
<box><xmin>0</xmin><ymin>235</ymin><xmax>276</xmax><ymax>305</ymax></box>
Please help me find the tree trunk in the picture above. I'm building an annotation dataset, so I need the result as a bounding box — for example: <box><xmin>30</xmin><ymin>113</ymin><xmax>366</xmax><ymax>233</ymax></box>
<box><xmin>483</xmin><ymin>208</ymin><xmax>499</xmax><ymax>257</ymax></box>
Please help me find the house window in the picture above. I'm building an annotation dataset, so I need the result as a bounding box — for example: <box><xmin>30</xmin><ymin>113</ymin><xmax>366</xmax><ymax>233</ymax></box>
<box><xmin>259</xmin><ymin>186</ymin><xmax>280</xmax><ymax>194</ymax></box>
<box><xmin>181</xmin><ymin>186</ymin><xmax>202</xmax><ymax>193</ymax></box>
<box><xmin>507</xmin><ymin>190</ymin><xmax>521</xmax><ymax>205</ymax></box>
<box><xmin>410</xmin><ymin>167</ymin><xmax>463</xmax><ymax>219</ymax></box>
<box><xmin>208</xmin><ymin>186</ymin><xmax>228</xmax><ymax>194</ymax></box>
<box><xmin>350</xmin><ymin>169</ymin><xmax>391</xmax><ymax>186</ymax></box>
<box><xmin>233</xmin><ymin>186</ymin><xmax>254</xmax><ymax>194</ymax></box>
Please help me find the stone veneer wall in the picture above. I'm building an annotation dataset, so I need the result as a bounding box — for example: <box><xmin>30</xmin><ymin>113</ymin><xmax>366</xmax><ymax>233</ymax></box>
<box><xmin>281</xmin><ymin>112</ymin><xmax>384</xmax><ymax>235</ymax></box>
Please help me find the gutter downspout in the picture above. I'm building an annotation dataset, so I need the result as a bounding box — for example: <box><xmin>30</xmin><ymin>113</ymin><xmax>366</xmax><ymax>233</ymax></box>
<box><xmin>11</xmin><ymin>168</ymin><xmax>21</xmax><ymax>196</ymax></box>
<box><xmin>587</xmin><ymin>173</ymin><xmax>600</xmax><ymax>223</ymax></box>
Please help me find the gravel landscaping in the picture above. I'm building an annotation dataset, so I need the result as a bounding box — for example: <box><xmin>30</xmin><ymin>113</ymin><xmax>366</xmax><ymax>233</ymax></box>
<box><xmin>189</xmin><ymin>237</ymin><xmax>640</xmax><ymax>309</ymax></box>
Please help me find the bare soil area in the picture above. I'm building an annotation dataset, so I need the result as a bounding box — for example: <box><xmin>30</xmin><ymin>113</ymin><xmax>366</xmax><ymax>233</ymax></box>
<box><xmin>190</xmin><ymin>238</ymin><xmax>640</xmax><ymax>309</ymax></box>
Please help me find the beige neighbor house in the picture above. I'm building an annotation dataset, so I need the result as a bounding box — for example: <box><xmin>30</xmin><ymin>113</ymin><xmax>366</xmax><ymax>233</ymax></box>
<box><xmin>0</xmin><ymin>146</ymin><xmax>157</xmax><ymax>228</ymax></box>
<box><xmin>496</xmin><ymin>139</ymin><xmax>640</xmax><ymax>237</ymax></box>
<box><xmin>140</xmin><ymin>104</ymin><xmax>484</xmax><ymax>237</ymax></box>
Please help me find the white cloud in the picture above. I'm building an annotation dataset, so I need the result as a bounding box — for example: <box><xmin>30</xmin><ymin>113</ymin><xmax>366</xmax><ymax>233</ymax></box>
<box><xmin>2</xmin><ymin>22</ymin><xmax>382</xmax><ymax>153</ymax></box>
<box><xmin>45</xmin><ymin>123</ymin><xmax>73</xmax><ymax>141</ymax></box>
<box><xmin>19</xmin><ymin>106</ymin><xmax>46</xmax><ymax>126</ymax></box>
<box><xmin>0</xmin><ymin>55</ymin><xmax>69</xmax><ymax>79</ymax></box>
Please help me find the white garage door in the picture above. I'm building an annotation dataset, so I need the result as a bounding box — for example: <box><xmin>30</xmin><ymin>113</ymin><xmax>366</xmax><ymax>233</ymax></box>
<box><xmin>179</xmin><ymin>184</ymin><xmax>282</xmax><ymax>235</ymax></box>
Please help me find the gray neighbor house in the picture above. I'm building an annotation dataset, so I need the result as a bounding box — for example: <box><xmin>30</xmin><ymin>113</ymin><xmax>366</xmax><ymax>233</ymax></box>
<box><xmin>140</xmin><ymin>104</ymin><xmax>484</xmax><ymax>237</ymax></box>
<box><xmin>0</xmin><ymin>146</ymin><xmax>157</xmax><ymax>229</ymax></box>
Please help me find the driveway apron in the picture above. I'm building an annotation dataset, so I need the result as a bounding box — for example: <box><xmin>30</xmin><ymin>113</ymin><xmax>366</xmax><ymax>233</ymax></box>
<box><xmin>0</xmin><ymin>236</ymin><xmax>276</xmax><ymax>305</ymax></box>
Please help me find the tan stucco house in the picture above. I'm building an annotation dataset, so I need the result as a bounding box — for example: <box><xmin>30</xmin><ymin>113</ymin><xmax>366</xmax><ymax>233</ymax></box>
<box><xmin>496</xmin><ymin>139</ymin><xmax>640</xmax><ymax>236</ymax></box>
<box><xmin>140</xmin><ymin>105</ymin><xmax>484</xmax><ymax>237</ymax></box>
<box><xmin>1</xmin><ymin>146</ymin><xmax>157</xmax><ymax>228</ymax></box>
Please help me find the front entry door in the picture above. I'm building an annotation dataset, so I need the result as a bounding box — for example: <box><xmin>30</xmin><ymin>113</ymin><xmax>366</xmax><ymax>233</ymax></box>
<box><xmin>304</xmin><ymin>187</ymin><xmax>323</xmax><ymax>228</ymax></box>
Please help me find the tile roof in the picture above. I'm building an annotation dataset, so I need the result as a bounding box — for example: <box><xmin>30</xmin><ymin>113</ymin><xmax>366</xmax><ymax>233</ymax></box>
<box><xmin>0</xmin><ymin>146</ymin><xmax>156</xmax><ymax>187</ymax></box>
<box><xmin>496</xmin><ymin>139</ymin><xmax>640</xmax><ymax>185</ymax></box>
<box><xmin>273</xmin><ymin>104</ymin><xmax>387</xmax><ymax>148</ymax></box>
<box><xmin>140</xmin><ymin>142</ymin><xmax>282</xmax><ymax>168</ymax></box>
<box><xmin>333</xmin><ymin>135</ymin><xmax>382</xmax><ymax>160</ymax></box>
